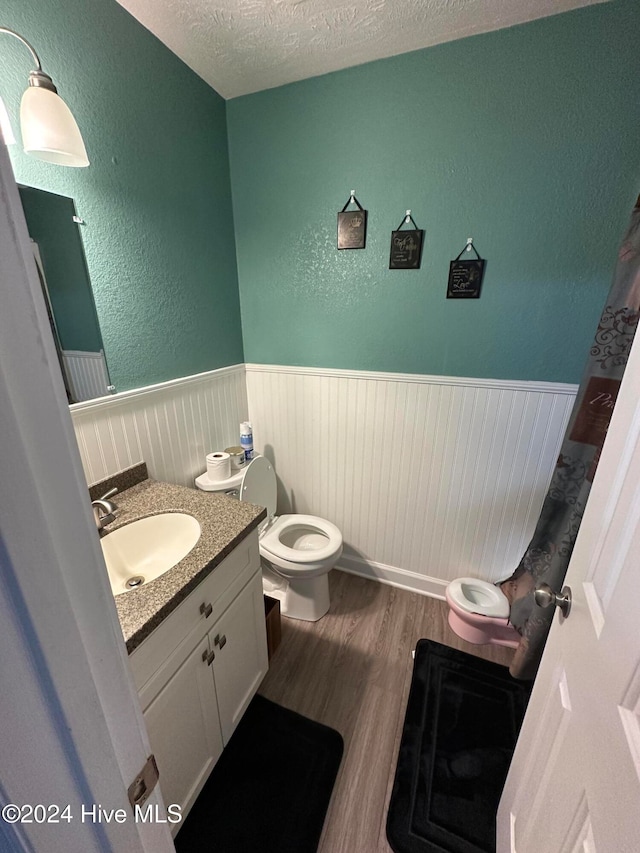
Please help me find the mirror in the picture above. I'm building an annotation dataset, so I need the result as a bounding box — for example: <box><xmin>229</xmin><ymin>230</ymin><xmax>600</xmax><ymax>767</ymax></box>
<box><xmin>18</xmin><ymin>185</ymin><xmax>113</xmax><ymax>403</ymax></box>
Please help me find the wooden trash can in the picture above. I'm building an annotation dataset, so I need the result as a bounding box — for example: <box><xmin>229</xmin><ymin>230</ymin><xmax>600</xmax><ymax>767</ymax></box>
<box><xmin>264</xmin><ymin>595</ymin><xmax>282</xmax><ymax>662</ymax></box>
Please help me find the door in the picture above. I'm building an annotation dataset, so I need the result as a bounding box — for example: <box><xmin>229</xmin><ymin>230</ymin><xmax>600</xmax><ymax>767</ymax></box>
<box><xmin>212</xmin><ymin>572</ymin><xmax>269</xmax><ymax>744</ymax></box>
<box><xmin>498</xmin><ymin>328</ymin><xmax>640</xmax><ymax>851</ymax></box>
<box><xmin>0</xmin><ymin>129</ymin><xmax>173</xmax><ymax>851</ymax></box>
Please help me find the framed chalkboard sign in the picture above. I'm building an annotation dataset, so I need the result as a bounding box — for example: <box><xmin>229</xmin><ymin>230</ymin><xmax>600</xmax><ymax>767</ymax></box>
<box><xmin>389</xmin><ymin>212</ymin><xmax>424</xmax><ymax>269</ymax></box>
<box><xmin>338</xmin><ymin>191</ymin><xmax>367</xmax><ymax>249</ymax></box>
<box><xmin>447</xmin><ymin>240</ymin><xmax>486</xmax><ymax>298</ymax></box>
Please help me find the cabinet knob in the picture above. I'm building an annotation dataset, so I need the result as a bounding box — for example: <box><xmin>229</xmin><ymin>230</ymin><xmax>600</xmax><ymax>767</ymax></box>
<box><xmin>201</xmin><ymin>649</ymin><xmax>215</xmax><ymax>666</ymax></box>
<box><xmin>214</xmin><ymin>633</ymin><xmax>227</xmax><ymax>649</ymax></box>
<box><xmin>200</xmin><ymin>602</ymin><xmax>213</xmax><ymax>618</ymax></box>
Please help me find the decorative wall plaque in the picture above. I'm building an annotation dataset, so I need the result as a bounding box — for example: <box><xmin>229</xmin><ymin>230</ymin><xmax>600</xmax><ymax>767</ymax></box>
<box><xmin>337</xmin><ymin>190</ymin><xmax>367</xmax><ymax>249</ymax></box>
<box><xmin>389</xmin><ymin>211</ymin><xmax>424</xmax><ymax>269</ymax></box>
<box><xmin>447</xmin><ymin>239</ymin><xmax>486</xmax><ymax>298</ymax></box>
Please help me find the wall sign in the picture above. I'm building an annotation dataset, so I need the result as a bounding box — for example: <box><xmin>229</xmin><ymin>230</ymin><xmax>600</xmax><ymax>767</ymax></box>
<box><xmin>337</xmin><ymin>190</ymin><xmax>367</xmax><ymax>249</ymax></box>
<box><xmin>389</xmin><ymin>211</ymin><xmax>424</xmax><ymax>269</ymax></box>
<box><xmin>447</xmin><ymin>239</ymin><xmax>486</xmax><ymax>298</ymax></box>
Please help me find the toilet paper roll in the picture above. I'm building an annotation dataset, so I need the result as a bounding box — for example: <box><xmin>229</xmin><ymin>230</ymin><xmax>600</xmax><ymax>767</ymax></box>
<box><xmin>206</xmin><ymin>451</ymin><xmax>231</xmax><ymax>482</ymax></box>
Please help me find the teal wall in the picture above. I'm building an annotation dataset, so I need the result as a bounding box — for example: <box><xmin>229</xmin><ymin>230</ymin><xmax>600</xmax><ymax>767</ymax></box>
<box><xmin>19</xmin><ymin>186</ymin><xmax>103</xmax><ymax>353</ymax></box>
<box><xmin>2</xmin><ymin>0</ymin><xmax>243</xmax><ymax>392</ymax></box>
<box><xmin>228</xmin><ymin>0</ymin><xmax>640</xmax><ymax>383</ymax></box>
<box><xmin>3</xmin><ymin>1</ymin><xmax>639</xmax><ymax>390</ymax></box>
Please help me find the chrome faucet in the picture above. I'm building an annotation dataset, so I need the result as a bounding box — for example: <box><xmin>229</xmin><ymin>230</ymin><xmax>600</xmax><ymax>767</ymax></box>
<box><xmin>91</xmin><ymin>487</ymin><xmax>118</xmax><ymax>530</ymax></box>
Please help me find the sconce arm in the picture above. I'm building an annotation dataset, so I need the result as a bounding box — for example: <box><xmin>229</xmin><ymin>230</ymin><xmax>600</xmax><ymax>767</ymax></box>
<box><xmin>0</xmin><ymin>28</ymin><xmax>58</xmax><ymax>93</ymax></box>
<box><xmin>0</xmin><ymin>27</ymin><xmax>43</xmax><ymax>72</ymax></box>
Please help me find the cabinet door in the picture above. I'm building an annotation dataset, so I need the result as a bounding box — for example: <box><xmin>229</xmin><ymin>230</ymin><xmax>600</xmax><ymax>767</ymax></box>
<box><xmin>143</xmin><ymin>634</ymin><xmax>223</xmax><ymax>823</ymax></box>
<box><xmin>211</xmin><ymin>572</ymin><xmax>269</xmax><ymax>745</ymax></box>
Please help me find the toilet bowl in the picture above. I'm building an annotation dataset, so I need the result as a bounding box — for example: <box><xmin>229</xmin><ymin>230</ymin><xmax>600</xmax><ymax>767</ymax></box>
<box><xmin>445</xmin><ymin>577</ymin><xmax>520</xmax><ymax>649</ymax></box>
<box><xmin>196</xmin><ymin>456</ymin><xmax>342</xmax><ymax>621</ymax></box>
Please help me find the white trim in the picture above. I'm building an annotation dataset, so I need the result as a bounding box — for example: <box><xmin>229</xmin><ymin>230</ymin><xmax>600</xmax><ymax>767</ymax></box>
<box><xmin>245</xmin><ymin>362</ymin><xmax>578</xmax><ymax>396</ymax></box>
<box><xmin>70</xmin><ymin>363</ymin><xmax>245</xmax><ymax>413</ymax></box>
<box><xmin>336</xmin><ymin>555</ymin><xmax>448</xmax><ymax>600</ymax></box>
<box><xmin>73</xmin><ymin>362</ymin><xmax>578</xmax><ymax>417</ymax></box>
<box><xmin>63</xmin><ymin>348</ymin><xmax>107</xmax><ymax>359</ymax></box>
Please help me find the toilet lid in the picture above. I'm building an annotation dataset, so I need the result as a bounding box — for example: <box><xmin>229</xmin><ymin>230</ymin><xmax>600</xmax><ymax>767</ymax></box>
<box><xmin>240</xmin><ymin>456</ymin><xmax>277</xmax><ymax>529</ymax></box>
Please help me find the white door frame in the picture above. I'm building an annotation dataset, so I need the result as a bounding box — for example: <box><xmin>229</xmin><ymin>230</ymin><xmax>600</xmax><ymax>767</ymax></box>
<box><xmin>0</xmin><ymin>142</ymin><xmax>174</xmax><ymax>851</ymax></box>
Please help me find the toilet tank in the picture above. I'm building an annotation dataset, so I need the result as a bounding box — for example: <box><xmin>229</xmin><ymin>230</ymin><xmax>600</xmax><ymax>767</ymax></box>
<box><xmin>194</xmin><ymin>466</ymin><xmax>244</xmax><ymax>496</ymax></box>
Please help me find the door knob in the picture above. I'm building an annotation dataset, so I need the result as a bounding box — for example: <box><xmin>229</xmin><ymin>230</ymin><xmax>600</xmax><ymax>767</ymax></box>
<box><xmin>534</xmin><ymin>583</ymin><xmax>572</xmax><ymax>617</ymax></box>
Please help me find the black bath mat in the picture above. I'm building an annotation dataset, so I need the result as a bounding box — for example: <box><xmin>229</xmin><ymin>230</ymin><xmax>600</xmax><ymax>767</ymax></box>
<box><xmin>387</xmin><ymin>640</ymin><xmax>531</xmax><ymax>853</ymax></box>
<box><xmin>174</xmin><ymin>694</ymin><xmax>343</xmax><ymax>853</ymax></box>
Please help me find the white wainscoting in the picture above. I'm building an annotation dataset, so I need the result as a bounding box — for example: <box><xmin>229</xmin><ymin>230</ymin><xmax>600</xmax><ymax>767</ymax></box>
<box><xmin>245</xmin><ymin>364</ymin><xmax>577</xmax><ymax>596</ymax></box>
<box><xmin>70</xmin><ymin>362</ymin><xmax>577</xmax><ymax>597</ymax></box>
<box><xmin>71</xmin><ymin>365</ymin><xmax>248</xmax><ymax>487</ymax></box>
<box><xmin>62</xmin><ymin>349</ymin><xmax>111</xmax><ymax>402</ymax></box>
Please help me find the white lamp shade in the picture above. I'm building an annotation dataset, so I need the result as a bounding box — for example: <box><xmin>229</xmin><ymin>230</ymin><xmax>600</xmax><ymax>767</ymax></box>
<box><xmin>0</xmin><ymin>94</ymin><xmax>16</xmax><ymax>145</ymax></box>
<box><xmin>20</xmin><ymin>85</ymin><xmax>89</xmax><ymax>167</ymax></box>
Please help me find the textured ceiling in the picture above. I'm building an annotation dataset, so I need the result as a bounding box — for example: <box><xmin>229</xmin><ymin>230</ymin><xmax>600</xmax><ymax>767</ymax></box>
<box><xmin>116</xmin><ymin>0</ymin><xmax>607</xmax><ymax>99</ymax></box>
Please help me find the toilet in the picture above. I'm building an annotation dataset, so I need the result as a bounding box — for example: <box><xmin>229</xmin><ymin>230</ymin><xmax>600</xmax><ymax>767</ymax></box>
<box><xmin>196</xmin><ymin>455</ymin><xmax>342</xmax><ymax>621</ymax></box>
<box><xmin>445</xmin><ymin>577</ymin><xmax>520</xmax><ymax>649</ymax></box>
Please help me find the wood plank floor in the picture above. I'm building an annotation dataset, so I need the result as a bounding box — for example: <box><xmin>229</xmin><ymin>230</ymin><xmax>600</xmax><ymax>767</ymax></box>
<box><xmin>258</xmin><ymin>569</ymin><xmax>514</xmax><ymax>853</ymax></box>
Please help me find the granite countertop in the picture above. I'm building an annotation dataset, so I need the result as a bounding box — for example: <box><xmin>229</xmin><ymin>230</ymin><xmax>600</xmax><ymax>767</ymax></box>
<box><xmin>100</xmin><ymin>476</ymin><xmax>266</xmax><ymax>654</ymax></box>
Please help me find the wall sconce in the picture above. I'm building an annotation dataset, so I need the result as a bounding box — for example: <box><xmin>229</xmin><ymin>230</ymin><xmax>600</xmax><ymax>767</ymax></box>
<box><xmin>0</xmin><ymin>26</ymin><xmax>89</xmax><ymax>167</ymax></box>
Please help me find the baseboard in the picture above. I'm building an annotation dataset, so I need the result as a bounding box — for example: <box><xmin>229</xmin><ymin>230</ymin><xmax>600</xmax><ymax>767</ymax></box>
<box><xmin>335</xmin><ymin>554</ymin><xmax>448</xmax><ymax>600</ymax></box>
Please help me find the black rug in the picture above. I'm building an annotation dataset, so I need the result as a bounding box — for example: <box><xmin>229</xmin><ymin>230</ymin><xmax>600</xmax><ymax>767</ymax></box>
<box><xmin>175</xmin><ymin>694</ymin><xmax>343</xmax><ymax>853</ymax></box>
<box><xmin>387</xmin><ymin>640</ymin><xmax>531</xmax><ymax>853</ymax></box>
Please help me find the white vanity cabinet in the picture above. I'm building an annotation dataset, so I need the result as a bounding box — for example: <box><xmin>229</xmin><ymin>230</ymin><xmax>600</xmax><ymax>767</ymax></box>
<box><xmin>207</xmin><ymin>571</ymin><xmax>268</xmax><ymax>744</ymax></box>
<box><xmin>128</xmin><ymin>529</ymin><xmax>268</xmax><ymax>828</ymax></box>
<box><xmin>142</xmin><ymin>632</ymin><xmax>222</xmax><ymax>820</ymax></box>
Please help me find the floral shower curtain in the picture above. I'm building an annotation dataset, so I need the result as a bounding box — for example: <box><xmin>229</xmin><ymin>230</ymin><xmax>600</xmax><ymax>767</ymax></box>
<box><xmin>501</xmin><ymin>199</ymin><xmax>640</xmax><ymax>680</ymax></box>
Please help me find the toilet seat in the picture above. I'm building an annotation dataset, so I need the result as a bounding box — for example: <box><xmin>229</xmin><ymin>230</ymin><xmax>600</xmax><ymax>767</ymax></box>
<box><xmin>261</xmin><ymin>514</ymin><xmax>342</xmax><ymax>565</ymax></box>
<box><xmin>240</xmin><ymin>458</ymin><xmax>342</xmax><ymax>564</ymax></box>
<box><xmin>447</xmin><ymin>577</ymin><xmax>510</xmax><ymax>619</ymax></box>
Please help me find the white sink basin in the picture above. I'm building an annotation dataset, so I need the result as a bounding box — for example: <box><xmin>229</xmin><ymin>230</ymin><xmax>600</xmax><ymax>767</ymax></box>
<box><xmin>101</xmin><ymin>513</ymin><xmax>201</xmax><ymax>596</ymax></box>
